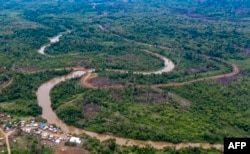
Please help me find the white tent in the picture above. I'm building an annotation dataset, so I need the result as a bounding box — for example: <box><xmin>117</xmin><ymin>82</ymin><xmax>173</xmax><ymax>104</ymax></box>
<box><xmin>69</xmin><ymin>136</ymin><xmax>81</xmax><ymax>144</ymax></box>
<box><xmin>55</xmin><ymin>139</ymin><xmax>61</xmax><ymax>144</ymax></box>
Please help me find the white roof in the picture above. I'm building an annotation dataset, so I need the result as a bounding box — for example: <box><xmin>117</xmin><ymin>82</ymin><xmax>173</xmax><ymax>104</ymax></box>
<box><xmin>55</xmin><ymin>139</ymin><xmax>60</xmax><ymax>144</ymax></box>
<box><xmin>69</xmin><ymin>136</ymin><xmax>81</xmax><ymax>144</ymax></box>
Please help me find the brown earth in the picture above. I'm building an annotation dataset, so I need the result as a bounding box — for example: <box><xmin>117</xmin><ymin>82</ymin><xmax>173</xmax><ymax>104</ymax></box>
<box><xmin>80</xmin><ymin>73</ymin><xmax>98</xmax><ymax>89</ymax></box>
<box><xmin>117</xmin><ymin>54</ymin><xmax>135</xmax><ymax>60</ymax></box>
<box><xmin>82</xmin><ymin>103</ymin><xmax>100</xmax><ymax>120</ymax></box>
<box><xmin>111</xmin><ymin>89</ymin><xmax>123</xmax><ymax>100</ymax></box>
<box><xmin>82</xmin><ymin>74</ymin><xmax>122</xmax><ymax>89</ymax></box>
<box><xmin>12</xmin><ymin>64</ymin><xmax>38</xmax><ymax>73</ymax></box>
<box><xmin>71</xmin><ymin>58</ymin><xmax>90</xmax><ymax>68</ymax></box>
<box><xmin>136</xmin><ymin>91</ymin><xmax>171</xmax><ymax>104</ymax></box>
<box><xmin>0</xmin><ymin>78</ymin><xmax>13</xmax><ymax>90</ymax></box>
<box><xmin>0</xmin><ymin>128</ymin><xmax>12</xmax><ymax>154</ymax></box>
<box><xmin>186</xmin><ymin>68</ymin><xmax>200</xmax><ymax>74</ymax></box>
<box><xmin>109</xmin><ymin>54</ymin><xmax>135</xmax><ymax>61</ymax></box>
<box><xmin>55</xmin><ymin>146</ymin><xmax>89</xmax><ymax>154</ymax></box>
<box><xmin>215</xmin><ymin>74</ymin><xmax>239</xmax><ymax>84</ymax></box>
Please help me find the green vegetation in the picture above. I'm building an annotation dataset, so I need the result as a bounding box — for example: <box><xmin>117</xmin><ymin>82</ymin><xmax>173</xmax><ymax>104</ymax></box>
<box><xmin>98</xmin><ymin>56</ymin><xmax>232</xmax><ymax>85</ymax></box>
<box><xmin>0</xmin><ymin>70</ymin><xmax>69</xmax><ymax>116</ymax></box>
<box><xmin>0</xmin><ymin>0</ymin><xmax>240</xmax><ymax>80</ymax></box>
<box><xmin>51</xmin><ymin>77</ymin><xmax>249</xmax><ymax>143</ymax></box>
<box><xmin>81</xmin><ymin>134</ymin><xmax>221</xmax><ymax>154</ymax></box>
<box><xmin>162</xmin><ymin>78</ymin><xmax>250</xmax><ymax>142</ymax></box>
<box><xmin>10</xmin><ymin>130</ymin><xmax>53</xmax><ymax>154</ymax></box>
<box><xmin>0</xmin><ymin>0</ymin><xmax>250</xmax><ymax>152</ymax></box>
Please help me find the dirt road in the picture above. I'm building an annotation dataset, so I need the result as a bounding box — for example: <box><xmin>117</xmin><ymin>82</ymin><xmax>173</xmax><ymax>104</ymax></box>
<box><xmin>0</xmin><ymin>78</ymin><xmax>13</xmax><ymax>90</ymax></box>
<box><xmin>0</xmin><ymin>128</ymin><xmax>11</xmax><ymax>154</ymax></box>
<box><xmin>80</xmin><ymin>73</ymin><xmax>98</xmax><ymax>89</ymax></box>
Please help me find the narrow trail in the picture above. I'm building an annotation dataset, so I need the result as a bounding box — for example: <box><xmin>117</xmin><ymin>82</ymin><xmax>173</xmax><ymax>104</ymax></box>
<box><xmin>0</xmin><ymin>78</ymin><xmax>13</xmax><ymax>90</ymax></box>
<box><xmin>80</xmin><ymin>73</ymin><xmax>98</xmax><ymax>89</ymax></box>
<box><xmin>0</xmin><ymin>128</ymin><xmax>11</xmax><ymax>154</ymax></box>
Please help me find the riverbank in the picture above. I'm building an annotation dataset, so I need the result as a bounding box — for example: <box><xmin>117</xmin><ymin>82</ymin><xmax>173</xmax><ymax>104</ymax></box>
<box><xmin>36</xmin><ymin>71</ymin><xmax>223</xmax><ymax>151</ymax></box>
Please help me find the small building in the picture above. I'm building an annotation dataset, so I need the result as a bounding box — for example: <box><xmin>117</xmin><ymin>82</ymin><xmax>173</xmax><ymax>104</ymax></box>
<box><xmin>20</xmin><ymin>120</ymin><xmax>25</xmax><ymax>127</ymax></box>
<box><xmin>55</xmin><ymin>139</ymin><xmax>61</xmax><ymax>144</ymax></box>
<box><xmin>0</xmin><ymin>113</ymin><xmax>5</xmax><ymax>117</ymax></box>
<box><xmin>41</xmin><ymin>133</ymin><xmax>48</xmax><ymax>139</ymax></box>
<box><xmin>32</xmin><ymin>123</ymin><xmax>38</xmax><ymax>127</ymax></box>
<box><xmin>69</xmin><ymin>136</ymin><xmax>81</xmax><ymax>144</ymax></box>
<box><xmin>39</xmin><ymin>123</ymin><xmax>46</xmax><ymax>129</ymax></box>
<box><xmin>23</xmin><ymin>128</ymin><xmax>31</xmax><ymax>133</ymax></box>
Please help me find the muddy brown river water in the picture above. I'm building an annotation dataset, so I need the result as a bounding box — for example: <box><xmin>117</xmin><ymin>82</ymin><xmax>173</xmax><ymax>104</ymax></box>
<box><xmin>36</xmin><ymin>70</ymin><xmax>223</xmax><ymax>150</ymax></box>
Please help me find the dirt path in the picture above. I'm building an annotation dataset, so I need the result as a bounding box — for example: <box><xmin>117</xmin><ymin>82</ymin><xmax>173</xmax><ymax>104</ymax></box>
<box><xmin>0</xmin><ymin>128</ymin><xmax>11</xmax><ymax>154</ymax></box>
<box><xmin>0</xmin><ymin>78</ymin><xmax>13</xmax><ymax>90</ymax></box>
<box><xmin>80</xmin><ymin>73</ymin><xmax>98</xmax><ymax>89</ymax></box>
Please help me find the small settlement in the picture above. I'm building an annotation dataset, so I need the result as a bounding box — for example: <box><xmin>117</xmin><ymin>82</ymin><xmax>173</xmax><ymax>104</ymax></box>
<box><xmin>0</xmin><ymin>113</ymin><xmax>81</xmax><ymax>146</ymax></box>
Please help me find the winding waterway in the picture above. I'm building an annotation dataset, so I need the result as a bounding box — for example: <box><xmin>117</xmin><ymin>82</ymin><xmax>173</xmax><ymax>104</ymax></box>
<box><xmin>35</xmin><ymin>32</ymin><xmax>224</xmax><ymax>150</ymax></box>
<box><xmin>37</xmin><ymin>31</ymin><xmax>69</xmax><ymax>55</ymax></box>
<box><xmin>36</xmin><ymin>70</ymin><xmax>223</xmax><ymax>150</ymax></box>
<box><xmin>137</xmin><ymin>50</ymin><xmax>174</xmax><ymax>74</ymax></box>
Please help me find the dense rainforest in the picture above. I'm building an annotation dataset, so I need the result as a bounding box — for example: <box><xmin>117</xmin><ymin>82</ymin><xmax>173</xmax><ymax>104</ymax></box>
<box><xmin>0</xmin><ymin>0</ymin><xmax>250</xmax><ymax>153</ymax></box>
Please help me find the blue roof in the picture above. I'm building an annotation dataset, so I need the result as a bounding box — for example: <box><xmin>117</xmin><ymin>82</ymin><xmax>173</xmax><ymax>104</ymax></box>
<box><xmin>39</xmin><ymin>123</ymin><xmax>46</xmax><ymax>128</ymax></box>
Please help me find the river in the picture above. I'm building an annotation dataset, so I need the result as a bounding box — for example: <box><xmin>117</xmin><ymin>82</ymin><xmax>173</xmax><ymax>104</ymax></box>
<box><xmin>36</xmin><ymin>70</ymin><xmax>223</xmax><ymax>150</ymax></box>
<box><xmin>36</xmin><ymin>31</ymin><xmax>222</xmax><ymax>150</ymax></box>
<box><xmin>37</xmin><ymin>32</ymin><xmax>67</xmax><ymax>55</ymax></box>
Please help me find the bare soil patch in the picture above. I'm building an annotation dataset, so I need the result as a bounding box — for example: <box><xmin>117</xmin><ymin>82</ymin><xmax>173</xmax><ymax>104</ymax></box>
<box><xmin>81</xmin><ymin>73</ymin><xmax>98</xmax><ymax>89</ymax></box>
<box><xmin>82</xmin><ymin>103</ymin><xmax>100</xmax><ymax>120</ymax></box>
<box><xmin>88</xmin><ymin>77</ymin><xmax>122</xmax><ymax>88</ymax></box>
<box><xmin>136</xmin><ymin>89</ymin><xmax>171</xmax><ymax>104</ymax></box>
<box><xmin>215</xmin><ymin>74</ymin><xmax>239</xmax><ymax>85</ymax></box>
<box><xmin>186</xmin><ymin>68</ymin><xmax>200</xmax><ymax>74</ymax></box>
<box><xmin>111</xmin><ymin>89</ymin><xmax>122</xmax><ymax>100</ymax></box>
<box><xmin>71</xmin><ymin>58</ymin><xmax>90</xmax><ymax>68</ymax></box>
<box><xmin>55</xmin><ymin>146</ymin><xmax>89</xmax><ymax>154</ymax></box>
<box><xmin>117</xmin><ymin>54</ymin><xmax>135</xmax><ymax>60</ymax></box>
<box><xmin>12</xmin><ymin>64</ymin><xmax>38</xmax><ymax>72</ymax></box>
<box><xmin>180</xmin><ymin>100</ymin><xmax>190</xmax><ymax>110</ymax></box>
<box><xmin>108</xmin><ymin>54</ymin><xmax>135</xmax><ymax>61</ymax></box>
